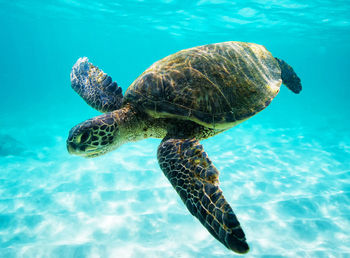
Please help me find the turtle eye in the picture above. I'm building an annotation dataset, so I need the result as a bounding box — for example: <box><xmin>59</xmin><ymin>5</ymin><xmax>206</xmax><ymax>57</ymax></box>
<box><xmin>80</xmin><ymin>131</ymin><xmax>90</xmax><ymax>143</ymax></box>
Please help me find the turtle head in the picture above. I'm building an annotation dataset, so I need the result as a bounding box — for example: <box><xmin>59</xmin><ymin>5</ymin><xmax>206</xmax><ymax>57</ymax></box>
<box><xmin>67</xmin><ymin>112</ymin><xmax>122</xmax><ymax>158</ymax></box>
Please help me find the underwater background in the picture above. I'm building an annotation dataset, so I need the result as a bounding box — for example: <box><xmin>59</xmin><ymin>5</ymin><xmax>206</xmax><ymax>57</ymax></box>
<box><xmin>0</xmin><ymin>0</ymin><xmax>349</xmax><ymax>257</ymax></box>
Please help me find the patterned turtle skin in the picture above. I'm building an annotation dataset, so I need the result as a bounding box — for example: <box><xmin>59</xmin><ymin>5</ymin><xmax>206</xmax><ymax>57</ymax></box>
<box><xmin>67</xmin><ymin>41</ymin><xmax>302</xmax><ymax>254</ymax></box>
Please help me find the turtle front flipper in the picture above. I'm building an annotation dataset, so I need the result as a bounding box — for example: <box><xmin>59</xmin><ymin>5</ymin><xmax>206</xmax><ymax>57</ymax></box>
<box><xmin>157</xmin><ymin>137</ymin><xmax>249</xmax><ymax>254</ymax></box>
<box><xmin>70</xmin><ymin>57</ymin><xmax>123</xmax><ymax>113</ymax></box>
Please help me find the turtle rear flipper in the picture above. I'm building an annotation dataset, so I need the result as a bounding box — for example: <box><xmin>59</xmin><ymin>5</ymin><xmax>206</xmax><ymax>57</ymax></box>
<box><xmin>157</xmin><ymin>137</ymin><xmax>249</xmax><ymax>254</ymax></box>
<box><xmin>70</xmin><ymin>57</ymin><xmax>123</xmax><ymax>112</ymax></box>
<box><xmin>275</xmin><ymin>57</ymin><xmax>302</xmax><ymax>94</ymax></box>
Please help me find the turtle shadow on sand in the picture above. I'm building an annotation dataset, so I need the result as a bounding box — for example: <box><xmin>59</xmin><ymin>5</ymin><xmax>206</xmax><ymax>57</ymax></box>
<box><xmin>0</xmin><ymin>134</ymin><xmax>28</xmax><ymax>157</ymax></box>
<box><xmin>66</xmin><ymin>41</ymin><xmax>302</xmax><ymax>254</ymax></box>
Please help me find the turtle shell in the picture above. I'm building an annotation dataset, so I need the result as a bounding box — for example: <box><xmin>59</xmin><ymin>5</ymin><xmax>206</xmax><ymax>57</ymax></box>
<box><xmin>124</xmin><ymin>41</ymin><xmax>282</xmax><ymax>129</ymax></box>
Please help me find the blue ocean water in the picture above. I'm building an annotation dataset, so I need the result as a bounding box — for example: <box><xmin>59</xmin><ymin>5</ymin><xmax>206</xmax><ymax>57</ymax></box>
<box><xmin>0</xmin><ymin>0</ymin><xmax>349</xmax><ymax>257</ymax></box>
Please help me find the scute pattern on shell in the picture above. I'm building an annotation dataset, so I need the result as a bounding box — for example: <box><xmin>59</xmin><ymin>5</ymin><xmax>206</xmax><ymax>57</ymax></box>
<box><xmin>124</xmin><ymin>41</ymin><xmax>282</xmax><ymax>129</ymax></box>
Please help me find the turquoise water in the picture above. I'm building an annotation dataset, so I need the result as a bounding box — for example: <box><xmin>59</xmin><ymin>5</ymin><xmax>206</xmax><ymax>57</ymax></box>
<box><xmin>1</xmin><ymin>0</ymin><xmax>350</xmax><ymax>257</ymax></box>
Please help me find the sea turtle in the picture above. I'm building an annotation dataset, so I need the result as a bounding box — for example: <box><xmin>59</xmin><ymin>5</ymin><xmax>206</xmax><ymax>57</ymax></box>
<box><xmin>67</xmin><ymin>41</ymin><xmax>302</xmax><ymax>254</ymax></box>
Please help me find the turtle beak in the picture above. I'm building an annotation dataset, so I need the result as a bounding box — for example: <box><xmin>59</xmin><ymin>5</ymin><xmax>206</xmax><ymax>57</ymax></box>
<box><xmin>66</xmin><ymin>131</ymin><xmax>77</xmax><ymax>154</ymax></box>
<box><xmin>67</xmin><ymin>142</ymin><xmax>75</xmax><ymax>154</ymax></box>
<box><xmin>67</xmin><ymin>140</ymin><xmax>80</xmax><ymax>155</ymax></box>
<box><xmin>66</xmin><ymin>139</ymin><xmax>101</xmax><ymax>158</ymax></box>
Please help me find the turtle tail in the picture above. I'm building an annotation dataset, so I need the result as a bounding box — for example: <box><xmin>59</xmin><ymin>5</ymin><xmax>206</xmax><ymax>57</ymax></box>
<box><xmin>275</xmin><ymin>58</ymin><xmax>302</xmax><ymax>94</ymax></box>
